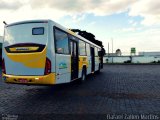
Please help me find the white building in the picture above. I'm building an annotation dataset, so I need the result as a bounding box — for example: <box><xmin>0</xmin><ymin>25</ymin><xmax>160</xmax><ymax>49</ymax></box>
<box><xmin>0</xmin><ymin>36</ymin><xmax>3</xmax><ymax>42</ymax></box>
<box><xmin>103</xmin><ymin>56</ymin><xmax>130</xmax><ymax>63</ymax></box>
<box><xmin>103</xmin><ymin>51</ymin><xmax>160</xmax><ymax>64</ymax></box>
<box><xmin>139</xmin><ymin>52</ymin><xmax>160</xmax><ymax>56</ymax></box>
<box><xmin>132</xmin><ymin>56</ymin><xmax>156</xmax><ymax>63</ymax></box>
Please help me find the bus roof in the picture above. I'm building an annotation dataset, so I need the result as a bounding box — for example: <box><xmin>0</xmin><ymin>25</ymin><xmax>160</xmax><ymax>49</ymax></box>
<box><xmin>6</xmin><ymin>19</ymin><xmax>50</xmax><ymax>27</ymax></box>
<box><xmin>6</xmin><ymin>19</ymin><xmax>101</xmax><ymax>49</ymax></box>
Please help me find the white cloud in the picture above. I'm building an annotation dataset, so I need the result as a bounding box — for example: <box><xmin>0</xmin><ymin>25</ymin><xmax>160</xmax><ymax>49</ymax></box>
<box><xmin>0</xmin><ymin>0</ymin><xmax>160</xmax><ymax>54</ymax></box>
<box><xmin>1</xmin><ymin>0</ymin><xmax>160</xmax><ymax>32</ymax></box>
<box><xmin>129</xmin><ymin>0</ymin><xmax>160</xmax><ymax>26</ymax></box>
<box><xmin>0</xmin><ymin>0</ymin><xmax>136</xmax><ymax>35</ymax></box>
<box><xmin>0</xmin><ymin>0</ymin><xmax>23</xmax><ymax>10</ymax></box>
<box><xmin>114</xmin><ymin>27</ymin><xmax>142</xmax><ymax>33</ymax></box>
<box><xmin>90</xmin><ymin>0</ymin><xmax>135</xmax><ymax>16</ymax></box>
<box><xmin>29</xmin><ymin>0</ymin><xmax>136</xmax><ymax>16</ymax></box>
<box><xmin>122</xmin><ymin>27</ymin><xmax>136</xmax><ymax>32</ymax></box>
<box><xmin>71</xmin><ymin>14</ymin><xmax>86</xmax><ymax>23</ymax></box>
<box><xmin>110</xmin><ymin>26</ymin><xmax>160</xmax><ymax>54</ymax></box>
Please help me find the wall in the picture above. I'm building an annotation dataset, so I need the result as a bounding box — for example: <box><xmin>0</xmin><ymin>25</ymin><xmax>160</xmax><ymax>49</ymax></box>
<box><xmin>155</xmin><ymin>57</ymin><xmax>160</xmax><ymax>62</ymax></box>
<box><xmin>132</xmin><ymin>56</ymin><xmax>155</xmax><ymax>63</ymax></box>
<box><xmin>103</xmin><ymin>56</ymin><xmax>160</xmax><ymax>63</ymax></box>
<box><xmin>0</xmin><ymin>36</ymin><xmax>2</xmax><ymax>42</ymax></box>
<box><xmin>139</xmin><ymin>52</ymin><xmax>160</xmax><ymax>56</ymax></box>
<box><xmin>104</xmin><ymin>56</ymin><xmax>130</xmax><ymax>63</ymax></box>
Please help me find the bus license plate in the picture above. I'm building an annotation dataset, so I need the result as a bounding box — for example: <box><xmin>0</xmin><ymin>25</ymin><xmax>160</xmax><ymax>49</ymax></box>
<box><xmin>18</xmin><ymin>79</ymin><xmax>28</xmax><ymax>83</ymax></box>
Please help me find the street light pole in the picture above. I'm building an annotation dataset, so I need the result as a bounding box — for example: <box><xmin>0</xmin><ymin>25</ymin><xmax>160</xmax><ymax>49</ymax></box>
<box><xmin>112</xmin><ymin>38</ymin><xmax>113</xmax><ymax>55</ymax></box>
<box><xmin>108</xmin><ymin>42</ymin><xmax>109</xmax><ymax>57</ymax></box>
<box><xmin>111</xmin><ymin>38</ymin><xmax>113</xmax><ymax>63</ymax></box>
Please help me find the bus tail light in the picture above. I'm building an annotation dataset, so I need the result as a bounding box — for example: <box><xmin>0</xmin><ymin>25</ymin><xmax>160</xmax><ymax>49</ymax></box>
<box><xmin>2</xmin><ymin>59</ymin><xmax>6</xmax><ymax>74</ymax></box>
<box><xmin>44</xmin><ymin>57</ymin><xmax>51</xmax><ymax>75</ymax></box>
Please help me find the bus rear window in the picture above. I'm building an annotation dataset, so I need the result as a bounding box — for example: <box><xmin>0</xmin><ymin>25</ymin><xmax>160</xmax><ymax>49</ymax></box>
<box><xmin>32</xmin><ymin>27</ymin><xmax>44</xmax><ymax>35</ymax></box>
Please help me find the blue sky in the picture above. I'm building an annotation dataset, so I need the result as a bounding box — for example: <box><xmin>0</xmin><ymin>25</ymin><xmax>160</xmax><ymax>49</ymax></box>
<box><xmin>0</xmin><ymin>0</ymin><xmax>160</xmax><ymax>55</ymax></box>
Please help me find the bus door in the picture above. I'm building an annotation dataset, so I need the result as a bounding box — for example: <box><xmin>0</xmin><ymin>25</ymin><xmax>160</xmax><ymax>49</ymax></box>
<box><xmin>90</xmin><ymin>47</ymin><xmax>95</xmax><ymax>72</ymax></box>
<box><xmin>70</xmin><ymin>40</ymin><xmax>78</xmax><ymax>80</ymax></box>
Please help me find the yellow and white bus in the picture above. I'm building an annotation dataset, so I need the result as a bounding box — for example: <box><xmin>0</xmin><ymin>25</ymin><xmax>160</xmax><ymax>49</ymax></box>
<box><xmin>2</xmin><ymin>19</ymin><xmax>102</xmax><ymax>85</ymax></box>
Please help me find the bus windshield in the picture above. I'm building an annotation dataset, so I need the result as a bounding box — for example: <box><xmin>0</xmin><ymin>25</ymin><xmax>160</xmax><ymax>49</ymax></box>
<box><xmin>3</xmin><ymin>23</ymin><xmax>48</xmax><ymax>47</ymax></box>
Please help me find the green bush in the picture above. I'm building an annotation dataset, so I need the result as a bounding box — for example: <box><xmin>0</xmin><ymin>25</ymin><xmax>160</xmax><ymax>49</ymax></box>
<box><xmin>124</xmin><ymin>60</ymin><xmax>131</xmax><ymax>63</ymax></box>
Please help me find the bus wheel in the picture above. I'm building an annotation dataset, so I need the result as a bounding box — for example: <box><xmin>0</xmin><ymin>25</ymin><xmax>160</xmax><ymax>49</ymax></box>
<box><xmin>81</xmin><ymin>67</ymin><xmax>86</xmax><ymax>81</ymax></box>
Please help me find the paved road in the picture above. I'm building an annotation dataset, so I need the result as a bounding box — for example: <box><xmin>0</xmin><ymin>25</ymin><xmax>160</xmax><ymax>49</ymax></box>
<box><xmin>0</xmin><ymin>65</ymin><xmax>160</xmax><ymax>120</ymax></box>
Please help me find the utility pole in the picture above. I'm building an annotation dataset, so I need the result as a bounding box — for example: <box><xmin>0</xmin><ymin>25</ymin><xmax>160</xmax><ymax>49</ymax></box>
<box><xmin>111</xmin><ymin>38</ymin><xmax>113</xmax><ymax>63</ymax></box>
<box><xmin>112</xmin><ymin>38</ymin><xmax>113</xmax><ymax>55</ymax></box>
<box><xmin>107</xmin><ymin>42</ymin><xmax>109</xmax><ymax>63</ymax></box>
<box><xmin>108</xmin><ymin>42</ymin><xmax>109</xmax><ymax>56</ymax></box>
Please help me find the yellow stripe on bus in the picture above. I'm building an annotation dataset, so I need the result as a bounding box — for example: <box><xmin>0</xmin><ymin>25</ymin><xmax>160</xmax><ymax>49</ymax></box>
<box><xmin>5</xmin><ymin>47</ymin><xmax>47</xmax><ymax>68</ymax></box>
<box><xmin>67</xmin><ymin>29</ymin><xmax>76</xmax><ymax>36</ymax></box>
<box><xmin>79</xmin><ymin>56</ymin><xmax>89</xmax><ymax>70</ymax></box>
<box><xmin>3</xmin><ymin>73</ymin><xmax>56</xmax><ymax>85</ymax></box>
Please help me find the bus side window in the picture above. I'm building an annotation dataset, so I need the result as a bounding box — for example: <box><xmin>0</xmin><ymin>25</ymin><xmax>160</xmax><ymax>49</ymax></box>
<box><xmin>79</xmin><ymin>40</ymin><xmax>86</xmax><ymax>56</ymax></box>
<box><xmin>86</xmin><ymin>43</ymin><xmax>90</xmax><ymax>56</ymax></box>
<box><xmin>55</xmin><ymin>28</ymin><xmax>69</xmax><ymax>54</ymax></box>
<box><xmin>95</xmin><ymin>47</ymin><xmax>98</xmax><ymax>57</ymax></box>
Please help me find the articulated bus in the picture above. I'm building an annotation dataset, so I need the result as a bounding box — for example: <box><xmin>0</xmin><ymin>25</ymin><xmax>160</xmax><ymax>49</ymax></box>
<box><xmin>2</xmin><ymin>20</ymin><xmax>103</xmax><ymax>85</ymax></box>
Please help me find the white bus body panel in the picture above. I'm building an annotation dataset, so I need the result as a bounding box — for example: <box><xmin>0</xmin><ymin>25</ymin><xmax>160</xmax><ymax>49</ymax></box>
<box><xmin>55</xmin><ymin>54</ymin><xmax>71</xmax><ymax>84</ymax></box>
<box><xmin>3</xmin><ymin>22</ymin><xmax>49</xmax><ymax>76</ymax></box>
<box><xmin>87</xmin><ymin>56</ymin><xmax>92</xmax><ymax>75</ymax></box>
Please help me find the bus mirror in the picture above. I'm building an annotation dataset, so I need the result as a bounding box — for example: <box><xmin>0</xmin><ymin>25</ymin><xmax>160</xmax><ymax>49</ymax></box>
<box><xmin>98</xmin><ymin>51</ymin><xmax>102</xmax><ymax>57</ymax></box>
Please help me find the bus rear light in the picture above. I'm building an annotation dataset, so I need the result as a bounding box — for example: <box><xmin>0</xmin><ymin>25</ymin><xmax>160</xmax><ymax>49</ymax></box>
<box><xmin>2</xmin><ymin>59</ymin><xmax>6</xmax><ymax>74</ymax></box>
<box><xmin>44</xmin><ymin>57</ymin><xmax>51</xmax><ymax>75</ymax></box>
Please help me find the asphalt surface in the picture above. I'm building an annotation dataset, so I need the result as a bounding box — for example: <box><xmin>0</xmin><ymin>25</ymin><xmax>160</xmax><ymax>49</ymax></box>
<box><xmin>0</xmin><ymin>65</ymin><xmax>160</xmax><ymax>120</ymax></box>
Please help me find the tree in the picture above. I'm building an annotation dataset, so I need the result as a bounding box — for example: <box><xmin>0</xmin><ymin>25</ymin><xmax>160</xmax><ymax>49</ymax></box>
<box><xmin>70</xmin><ymin>29</ymin><xmax>105</xmax><ymax>51</ymax></box>
<box><xmin>70</xmin><ymin>29</ymin><xmax>106</xmax><ymax>68</ymax></box>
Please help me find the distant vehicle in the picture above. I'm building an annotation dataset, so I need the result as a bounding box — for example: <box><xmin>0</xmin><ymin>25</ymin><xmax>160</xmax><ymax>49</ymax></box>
<box><xmin>2</xmin><ymin>20</ymin><xmax>103</xmax><ymax>85</ymax></box>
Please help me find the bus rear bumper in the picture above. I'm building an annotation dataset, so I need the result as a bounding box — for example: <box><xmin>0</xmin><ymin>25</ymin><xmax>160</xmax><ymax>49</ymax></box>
<box><xmin>2</xmin><ymin>73</ymin><xmax>56</xmax><ymax>85</ymax></box>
